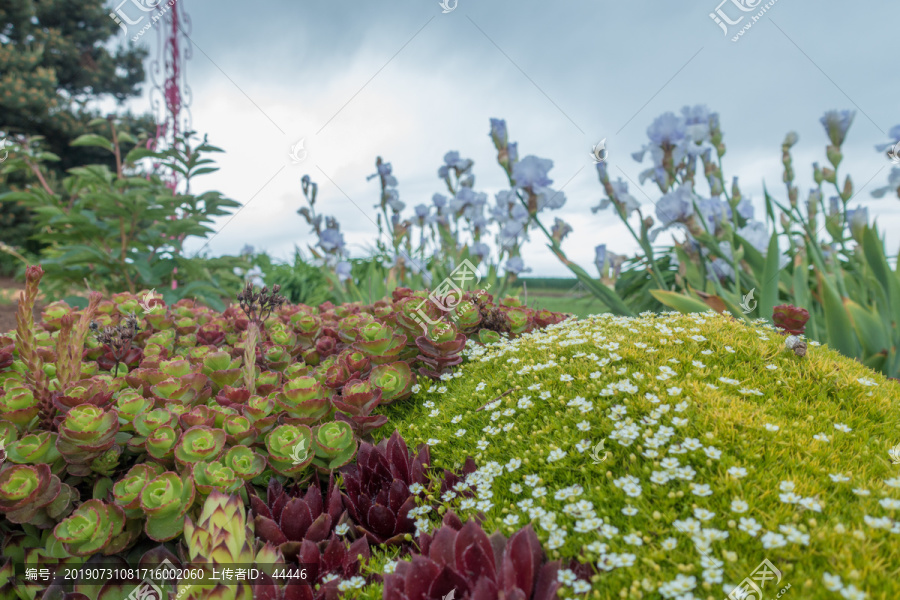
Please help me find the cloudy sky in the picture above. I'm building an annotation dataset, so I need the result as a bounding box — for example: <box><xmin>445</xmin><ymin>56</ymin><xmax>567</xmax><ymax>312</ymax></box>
<box><xmin>118</xmin><ymin>0</ymin><xmax>899</xmax><ymax>276</ymax></box>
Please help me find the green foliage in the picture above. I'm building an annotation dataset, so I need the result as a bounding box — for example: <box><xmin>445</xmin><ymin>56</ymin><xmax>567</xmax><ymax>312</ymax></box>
<box><xmin>0</xmin><ymin>124</ymin><xmax>246</xmax><ymax>309</ymax></box>
<box><xmin>255</xmin><ymin>250</ymin><xmax>333</xmax><ymax>306</ymax></box>
<box><xmin>368</xmin><ymin>310</ymin><xmax>899</xmax><ymax>599</ymax></box>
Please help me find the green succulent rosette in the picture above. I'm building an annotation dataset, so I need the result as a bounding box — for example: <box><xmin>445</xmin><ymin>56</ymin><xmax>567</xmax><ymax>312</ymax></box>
<box><xmin>477</xmin><ymin>329</ymin><xmax>502</xmax><ymax>344</ymax></box>
<box><xmin>5</xmin><ymin>431</ymin><xmax>62</xmax><ymax>466</ymax></box>
<box><xmin>114</xmin><ymin>389</ymin><xmax>155</xmax><ymax>429</ymax></box>
<box><xmin>160</xmin><ymin>358</ymin><xmax>193</xmax><ymax>378</ymax></box>
<box><xmin>265</xmin><ymin>423</ymin><xmax>314</xmax><ymax>477</ymax></box>
<box><xmin>146</xmin><ymin>426</ymin><xmax>179</xmax><ymax>460</ymax></box>
<box><xmin>208</xmin><ymin>405</ymin><xmax>238</xmax><ymax>429</ymax></box>
<box><xmin>222</xmin><ymin>414</ymin><xmax>257</xmax><ymax>445</ymax></box>
<box><xmin>0</xmin><ymin>464</ymin><xmax>67</xmax><ymax>526</ymax></box>
<box><xmin>242</xmin><ymin>394</ymin><xmax>275</xmax><ymax>426</ymax></box>
<box><xmin>113</xmin><ymin>463</ymin><xmax>164</xmax><ymax>517</ymax></box>
<box><xmin>369</xmin><ymin>361</ymin><xmax>415</xmax><ymax>404</ymax></box>
<box><xmin>174</xmin><ymin>426</ymin><xmax>226</xmax><ymax>467</ymax></box>
<box><xmin>0</xmin><ymin>385</ymin><xmax>41</xmax><ymax>427</ymax></box>
<box><xmin>262</xmin><ymin>345</ymin><xmax>291</xmax><ymax>372</ymax></box>
<box><xmin>134</xmin><ymin>408</ymin><xmax>179</xmax><ymax>437</ymax></box>
<box><xmin>352</xmin><ymin>322</ymin><xmax>407</xmax><ymax>364</ymax></box>
<box><xmin>52</xmin><ymin>499</ymin><xmax>125</xmax><ymax>557</ymax></box>
<box><xmin>56</xmin><ymin>404</ymin><xmax>119</xmax><ymax>475</ymax></box>
<box><xmin>223</xmin><ymin>445</ymin><xmax>266</xmax><ymax>481</ymax></box>
<box><xmin>150</xmin><ymin>374</ymin><xmax>208</xmax><ymax>405</ymax></box>
<box><xmin>192</xmin><ymin>460</ymin><xmax>241</xmax><ymax>496</ymax></box>
<box><xmin>503</xmin><ymin>306</ymin><xmax>531</xmax><ymax>334</ymax></box>
<box><xmin>201</xmin><ymin>351</ymin><xmax>242</xmax><ymax>390</ymax></box>
<box><xmin>139</xmin><ymin>470</ymin><xmax>196</xmax><ymax>541</ymax></box>
<box><xmin>276</xmin><ymin>376</ymin><xmax>332</xmax><ymax>424</ymax></box>
<box><xmin>311</xmin><ymin>421</ymin><xmax>358</xmax><ymax>471</ymax></box>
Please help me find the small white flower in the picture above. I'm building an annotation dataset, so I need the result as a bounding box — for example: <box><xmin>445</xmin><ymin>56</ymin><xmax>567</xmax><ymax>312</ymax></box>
<box><xmin>476</xmin><ymin>440</ymin><xmax>489</xmax><ymax>450</ymax></box>
<box><xmin>727</xmin><ymin>466</ymin><xmax>748</xmax><ymax>479</ymax></box>
<box><xmin>503</xmin><ymin>514</ymin><xmax>520</xmax><ymax>526</ymax></box>
<box><xmin>451</xmin><ymin>415</ymin><xmax>462</xmax><ymax>424</ymax></box>
<box><xmin>575</xmin><ymin>421</ymin><xmax>591</xmax><ymax>431</ymax></box>
<box><xmin>852</xmin><ymin>488</ymin><xmax>871</xmax><ymax>496</ymax></box>
<box><xmin>829</xmin><ymin>473</ymin><xmax>850</xmax><ymax>483</ymax></box>
<box><xmin>454</xmin><ymin>429</ymin><xmax>466</xmax><ymax>437</ymax></box>
<box><xmin>411</xmin><ymin>384</ymin><xmax>421</xmax><ymax>394</ymax></box>
<box><xmin>532</xmin><ymin>486</ymin><xmax>547</xmax><ymax>498</ymax></box>
<box><xmin>857</xmin><ymin>377</ymin><xmax>877</xmax><ymax>386</ymax></box>
<box><xmin>822</xmin><ymin>573</ymin><xmax>843</xmax><ymax>592</ymax></box>
<box><xmin>690</xmin><ymin>483</ymin><xmax>712</xmax><ymax>497</ymax></box>
<box><xmin>622</xmin><ymin>505</ymin><xmax>638</xmax><ymax>516</ymax></box>
<box><xmin>731</xmin><ymin>499</ymin><xmax>749</xmax><ymax>513</ymax></box>
<box><xmin>764</xmin><ymin>423</ymin><xmax>780</xmax><ymax>432</ymax></box>
<box><xmin>335</xmin><ymin>523</ymin><xmax>349</xmax><ymax>536</ymax></box>
<box><xmin>506</xmin><ymin>458</ymin><xmax>522</xmax><ymax>472</ymax></box>
<box><xmin>560</xmin><ymin>374</ymin><xmax>574</xmax><ymax>382</ymax></box>
<box><xmin>813</xmin><ymin>433</ymin><xmax>831</xmax><ymax>442</ymax></box>
<box><xmin>510</xmin><ymin>483</ymin><xmax>523</xmax><ymax>494</ymax></box>
<box><xmin>834</xmin><ymin>422</ymin><xmax>853</xmax><ymax>433</ymax></box>
<box><xmin>426</xmin><ymin>438</ymin><xmax>441</xmax><ymax>445</ymax></box>
<box><xmin>661</xmin><ymin>537</ymin><xmax>677</xmax><ymax>550</ymax></box>
<box><xmin>766</xmin><ymin>364</ymin><xmax>778</xmax><ymax>370</ymax></box>
<box><xmin>547</xmin><ymin>448</ymin><xmax>566</xmax><ymax>463</ymax></box>
<box><xmin>383</xmin><ymin>560</ymin><xmax>397</xmax><ymax>574</ymax></box>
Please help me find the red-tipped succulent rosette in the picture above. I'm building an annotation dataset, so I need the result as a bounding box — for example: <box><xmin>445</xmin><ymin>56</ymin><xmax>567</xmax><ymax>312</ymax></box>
<box><xmin>415</xmin><ymin>322</ymin><xmax>467</xmax><ymax>379</ymax></box>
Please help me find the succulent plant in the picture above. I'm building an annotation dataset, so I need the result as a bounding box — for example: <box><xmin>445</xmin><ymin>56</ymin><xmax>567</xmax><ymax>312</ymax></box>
<box><xmin>368</xmin><ymin>361</ymin><xmax>414</xmax><ymax>404</ymax></box>
<box><xmin>384</xmin><ymin>515</ymin><xmax>561</xmax><ymax>600</ymax></box>
<box><xmin>773</xmin><ymin>303</ymin><xmax>810</xmax><ymax>335</ymax></box>
<box><xmin>139</xmin><ymin>470</ymin><xmax>195</xmax><ymax>541</ymax></box>
<box><xmin>174</xmin><ymin>426</ymin><xmax>227</xmax><ymax>467</ymax></box>
<box><xmin>4</xmin><ymin>431</ymin><xmax>63</xmax><ymax>468</ymax></box>
<box><xmin>0</xmin><ymin>463</ymin><xmax>76</xmax><ymax>527</ymax></box>
<box><xmin>251</xmin><ymin>474</ymin><xmax>347</xmax><ymax>554</ymax></box>
<box><xmin>193</xmin><ymin>459</ymin><xmax>242</xmax><ymax>496</ymax></box>
<box><xmin>294</xmin><ymin>533</ymin><xmax>371</xmax><ymax>595</ymax></box>
<box><xmin>332</xmin><ymin>379</ymin><xmax>387</xmax><ymax>436</ymax></box>
<box><xmin>340</xmin><ymin>430</ymin><xmax>430</xmax><ymax>545</ymax></box>
<box><xmin>223</xmin><ymin>445</ymin><xmax>266</xmax><ymax>480</ymax></box>
<box><xmin>415</xmin><ymin>322</ymin><xmax>467</xmax><ymax>379</ymax></box>
<box><xmin>353</xmin><ymin>322</ymin><xmax>407</xmax><ymax>364</ymax></box>
<box><xmin>178</xmin><ymin>491</ymin><xmax>284</xmax><ymax>600</ymax></box>
<box><xmin>0</xmin><ymin>385</ymin><xmax>42</xmax><ymax>427</ymax></box>
<box><xmin>113</xmin><ymin>463</ymin><xmax>165</xmax><ymax>518</ymax></box>
<box><xmin>310</xmin><ymin>421</ymin><xmax>358</xmax><ymax>471</ymax></box>
<box><xmin>265</xmin><ymin>423</ymin><xmax>314</xmax><ymax>477</ymax></box>
<box><xmin>56</xmin><ymin>404</ymin><xmax>120</xmax><ymax>475</ymax></box>
<box><xmin>276</xmin><ymin>376</ymin><xmax>332</xmax><ymax>424</ymax></box>
<box><xmin>52</xmin><ymin>499</ymin><xmax>127</xmax><ymax>557</ymax></box>
<box><xmin>201</xmin><ymin>350</ymin><xmax>243</xmax><ymax>390</ymax></box>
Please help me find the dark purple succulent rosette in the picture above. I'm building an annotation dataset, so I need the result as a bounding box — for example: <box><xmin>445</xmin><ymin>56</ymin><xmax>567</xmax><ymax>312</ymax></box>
<box><xmin>339</xmin><ymin>431</ymin><xmax>431</xmax><ymax>545</ymax></box>
<box><xmin>385</xmin><ymin>513</ymin><xmax>561</xmax><ymax>600</ymax></box>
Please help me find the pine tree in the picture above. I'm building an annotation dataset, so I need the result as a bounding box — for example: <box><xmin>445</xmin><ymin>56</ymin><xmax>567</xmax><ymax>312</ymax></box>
<box><xmin>0</xmin><ymin>0</ymin><xmax>156</xmax><ymax>274</ymax></box>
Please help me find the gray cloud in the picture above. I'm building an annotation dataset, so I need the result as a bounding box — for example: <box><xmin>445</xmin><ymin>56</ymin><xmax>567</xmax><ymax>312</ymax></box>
<box><xmin>123</xmin><ymin>0</ymin><xmax>900</xmax><ymax>275</ymax></box>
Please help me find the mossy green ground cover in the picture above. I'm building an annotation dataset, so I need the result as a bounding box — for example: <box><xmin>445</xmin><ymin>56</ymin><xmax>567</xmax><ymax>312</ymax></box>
<box><xmin>356</xmin><ymin>311</ymin><xmax>899</xmax><ymax>599</ymax></box>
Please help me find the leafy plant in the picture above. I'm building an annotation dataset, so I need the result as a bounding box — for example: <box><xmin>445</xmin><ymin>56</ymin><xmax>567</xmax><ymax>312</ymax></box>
<box><xmin>0</xmin><ymin>124</ymin><xmax>245</xmax><ymax>308</ymax></box>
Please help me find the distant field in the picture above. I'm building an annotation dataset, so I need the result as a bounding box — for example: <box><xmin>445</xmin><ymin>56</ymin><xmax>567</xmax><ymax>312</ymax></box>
<box><xmin>508</xmin><ymin>278</ymin><xmax>609</xmax><ymax>318</ymax></box>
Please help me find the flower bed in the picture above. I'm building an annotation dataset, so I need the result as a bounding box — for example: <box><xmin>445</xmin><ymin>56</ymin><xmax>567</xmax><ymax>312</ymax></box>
<box><xmin>0</xmin><ymin>264</ymin><xmax>897</xmax><ymax>599</ymax></box>
<box><xmin>358</xmin><ymin>311</ymin><xmax>898</xmax><ymax>599</ymax></box>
